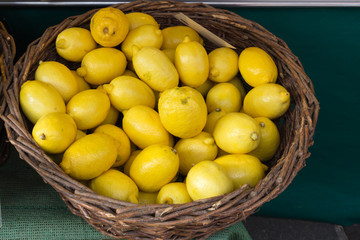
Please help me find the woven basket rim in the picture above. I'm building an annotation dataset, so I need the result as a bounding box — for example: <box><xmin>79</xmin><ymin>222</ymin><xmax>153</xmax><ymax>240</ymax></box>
<box><xmin>0</xmin><ymin>20</ymin><xmax>15</xmax><ymax>165</ymax></box>
<box><xmin>1</xmin><ymin>0</ymin><xmax>320</xmax><ymax>239</ymax></box>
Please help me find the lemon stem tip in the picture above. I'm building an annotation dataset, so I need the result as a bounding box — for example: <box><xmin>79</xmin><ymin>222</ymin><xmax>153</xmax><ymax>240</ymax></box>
<box><xmin>250</xmin><ymin>132</ymin><xmax>259</xmax><ymax>141</ymax></box>
<box><xmin>40</xmin><ymin>133</ymin><xmax>46</xmax><ymax>140</ymax></box>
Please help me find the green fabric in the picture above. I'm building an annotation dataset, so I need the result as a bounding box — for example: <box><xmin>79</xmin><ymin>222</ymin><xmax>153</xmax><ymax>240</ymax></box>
<box><xmin>0</xmin><ymin>146</ymin><xmax>252</xmax><ymax>239</ymax></box>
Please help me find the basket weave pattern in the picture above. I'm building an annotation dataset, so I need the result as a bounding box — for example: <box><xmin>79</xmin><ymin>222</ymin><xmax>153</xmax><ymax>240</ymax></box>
<box><xmin>0</xmin><ymin>21</ymin><xmax>15</xmax><ymax>165</ymax></box>
<box><xmin>1</xmin><ymin>1</ymin><xmax>319</xmax><ymax>239</ymax></box>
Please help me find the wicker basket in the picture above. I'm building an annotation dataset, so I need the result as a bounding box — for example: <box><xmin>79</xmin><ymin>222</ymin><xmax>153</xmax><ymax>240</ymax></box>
<box><xmin>0</xmin><ymin>21</ymin><xmax>15</xmax><ymax>165</ymax></box>
<box><xmin>1</xmin><ymin>0</ymin><xmax>319</xmax><ymax>239</ymax></box>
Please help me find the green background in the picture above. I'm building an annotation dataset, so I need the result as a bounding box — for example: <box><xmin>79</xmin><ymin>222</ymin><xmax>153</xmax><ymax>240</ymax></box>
<box><xmin>0</xmin><ymin>3</ymin><xmax>359</xmax><ymax>233</ymax></box>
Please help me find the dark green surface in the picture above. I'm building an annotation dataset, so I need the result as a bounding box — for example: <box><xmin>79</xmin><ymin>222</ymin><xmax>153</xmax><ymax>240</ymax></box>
<box><xmin>0</xmin><ymin>5</ymin><xmax>359</xmax><ymax>229</ymax></box>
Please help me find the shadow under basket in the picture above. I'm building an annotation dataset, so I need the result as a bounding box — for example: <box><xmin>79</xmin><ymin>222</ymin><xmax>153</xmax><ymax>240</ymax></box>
<box><xmin>0</xmin><ymin>20</ymin><xmax>15</xmax><ymax>165</ymax></box>
<box><xmin>1</xmin><ymin>0</ymin><xmax>320</xmax><ymax>239</ymax></box>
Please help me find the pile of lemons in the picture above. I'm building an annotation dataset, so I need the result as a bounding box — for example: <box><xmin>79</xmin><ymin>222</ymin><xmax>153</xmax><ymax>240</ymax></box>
<box><xmin>19</xmin><ymin>7</ymin><xmax>290</xmax><ymax>204</ymax></box>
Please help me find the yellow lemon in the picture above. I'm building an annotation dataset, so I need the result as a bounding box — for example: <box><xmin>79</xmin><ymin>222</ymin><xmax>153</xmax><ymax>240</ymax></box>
<box><xmin>138</xmin><ymin>191</ymin><xmax>158</xmax><ymax>204</ymax></box>
<box><xmin>158</xmin><ymin>86</ymin><xmax>207</xmax><ymax>138</ymax></box>
<box><xmin>90</xmin><ymin>169</ymin><xmax>139</xmax><ymax>203</ymax></box>
<box><xmin>75</xmin><ymin>130</ymin><xmax>86</xmax><ymax>140</ymax></box>
<box><xmin>66</xmin><ymin>89</ymin><xmax>110</xmax><ymax>130</ymax></box>
<box><xmin>121</xmin><ymin>24</ymin><xmax>163</xmax><ymax>61</ymax></box>
<box><xmin>94</xmin><ymin>124</ymin><xmax>131</xmax><ymax>167</ymax></box>
<box><xmin>156</xmin><ymin>182</ymin><xmax>192</xmax><ymax>204</ymax></box>
<box><xmin>174</xmin><ymin>36</ymin><xmax>209</xmax><ymax>88</ymax></box>
<box><xmin>175</xmin><ymin>131</ymin><xmax>218</xmax><ymax>176</ymax></box>
<box><xmin>208</xmin><ymin>47</ymin><xmax>239</xmax><ymax>83</ymax></box>
<box><xmin>213</xmin><ymin>112</ymin><xmax>260</xmax><ymax>154</ymax></box>
<box><xmin>35</xmin><ymin>61</ymin><xmax>78</xmax><ymax>102</ymax></box>
<box><xmin>71</xmin><ymin>71</ymin><xmax>90</xmax><ymax>92</ymax></box>
<box><xmin>125</xmin><ymin>12</ymin><xmax>159</xmax><ymax>31</ymax></box>
<box><xmin>238</xmin><ymin>47</ymin><xmax>278</xmax><ymax>87</ymax></box>
<box><xmin>214</xmin><ymin>154</ymin><xmax>267</xmax><ymax>188</ymax></box>
<box><xmin>76</xmin><ymin>47</ymin><xmax>127</xmax><ymax>85</ymax></box>
<box><xmin>203</xmin><ymin>108</ymin><xmax>226</xmax><ymax>135</ymax></box>
<box><xmin>55</xmin><ymin>27</ymin><xmax>97</xmax><ymax>62</ymax></box>
<box><xmin>132</xmin><ymin>46</ymin><xmax>179</xmax><ymax>92</ymax></box>
<box><xmin>98</xmin><ymin>105</ymin><xmax>120</xmax><ymax>126</ymax></box>
<box><xmin>248</xmin><ymin>117</ymin><xmax>280</xmax><ymax>162</ymax></box>
<box><xmin>161</xmin><ymin>26</ymin><xmax>203</xmax><ymax>49</ymax></box>
<box><xmin>60</xmin><ymin>133</ymin><xmax>117</xmax><ymax>180</ymax></box>
<box><xmin>123</xmin><ymin>149</ymin><xmax>141</xmax><ymax>176</ymax></box>
<box><xmin>243</xmin><ymin>83</ymin><xmax>290</xmax><ymax>119</ymax></box>
<box><xmin>228</xmin><ymin>76</ymin><xmax>247</xmax><ymax>102</ymax></box>
<box><xmin>162</xmin><ymin>48</ymin><xmax>175</xmax><ymax>63</ymax></box>
<box><xmin>122</xmin><ymin>105</ymin><xmax>172</xmax><ymax>149</ymax></box>
<box><xmin>195</xmin><ymin>79</ymin><xmax>215</xmax><ymax>98</ymax></box>
<box><xmin>90</xmin><ymin>7</ymin><xmax>129</xmax><ymax>47</ymax></box>
<box><xmin>206</xmin><ymin>82</ymin><xmax>242</xmax><ymax>113</ymax></box>
<box><xmin>122</xmin><ymin>69</ymin><xmax>138</xmax><ymax>78</ymax></box>
<box><xmin>32</xmin><ymin>112</ymin><xmax>77</xmax><ymax>154</ymax></box>
<box><xmin>103</xmin><ymin>76</ymin><xmax>155</xmax><ymax>112</ymax></box>
<box><xmin>129</xmin><ymin>144</ymin><xmax>179</xmax><ymax>192</ymax></box>
<box><xmin>19</xmin><ymin>80</ymin><xmax>66</xmax><ymax>124</ymax></box>
<box><xmin>186</xmin><ymin>160</ymin><xmax>233</xmax><ymax>201</ymax></box>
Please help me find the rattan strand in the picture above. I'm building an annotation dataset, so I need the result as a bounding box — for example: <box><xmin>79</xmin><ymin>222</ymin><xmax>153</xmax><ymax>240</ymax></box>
<box><xmin>0</xmin><ymin>21</ymin><xmax>15</xmax><ymax>165</ymax></box>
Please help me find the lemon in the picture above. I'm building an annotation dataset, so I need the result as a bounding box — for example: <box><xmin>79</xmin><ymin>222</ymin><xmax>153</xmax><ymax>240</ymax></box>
<box><xmin>175</xmin><ymin>131</ymin><xmax>218</xmax><ymax>176</ymax></box>
<box><xmin>122</xmin><ymin>105</ymin><xmax>172</xmax><ymax>149</ymax></box>
<box><xmin>158</xmin><ymin>86</ymin><xmax>207</xmax><ymax>138</ymax></box>
<box><xmin>239</xmin><ymin>47</ymin><xmax>278</xmax><ymax>87</ymax></box>
<box><xmin>71</xmin><ymin>71</ymin><xmax>90</xmax><ymax>92</ymax></box>
<box><xmin>122</xmin><ymin>69</ymin><xmax>138</xmax><ymax>78</ymax></box>
<box><xmin>103</xmin><ymin>76</ymin><xmax>155</xmax><ymax>112</ymax></box>
<box><xmin>75</xmin><ymin>130</ymin><xmax>86</xmax><ymax>140</ymax></box>
<box><xmin>66</xmin><ymin>89</ymin><xmax>110</xmax><ymax>130</ymax></box>
<box><xmin>161</xmin><ymin>26</ymin><xmax>203</xmax><ymax>49</ymax></box>
<box><xmin>213</xmin><ymin>112</ymin><xmax>261</xmax><ymax>154</ymax></box>
<box><xmin>214</xmin><ymin>154</ymin><xmax>267</xmax><ymax>188</ymax></box>
<box><xmin>206</xmin><ymin>82</ymin><xmax>242</xmax><ymax>113</ymax></box>
<box><xmin>243</xmin><ymin>83</ymin><xmax>290</xmax><ymax>119</ymax></box>
<box><xmin>203</xmin><ymin>108</ymin><xmax>226</xmax><ymax>135</ymax></box>
<box><xmin>186</xmin><ymin>160</ymin><xmax>233</xmax><ymax>201</ymax></box>
<box><xmin>76</xmin><ymin>47</ymin><xmax>127</xmax><ymax>85</ymax></box>
<box><xmin>129</xmin><ymin>144</ymin><xmax>179</xmax><ymax>192</ymax></box>
<box><xmin>138</xmin><ymin>191</ymin><xmax>158</xmax><ymax>204</ymax></box>
<box><xmin>208</xmin><ymin>47</ymin><xmax>239</xmax><ymax>83</ymax></box>
<box><xmin>32</xmin><ymin>112</ymin><xmax>77</xmax><ymax>154</ymax></box>
<box><xmin>123</xmin><ymin>149</ymin><xmax>141</xmax><ymax>176</ymax></box>
<box><xmin>98</xmin><ymin>105</ymin><xmax>120</xmax><ymax>126</ymax></box>
<box><xmin>90</xmin><ymin>7</ymin><xmax>129</xmax><ymax>47</ymax></box>
<box><xmin>195</xmin><ymin>79</ymin><xmax>215</xmax><ymax>98</ymax></box>
<box><xmin>156</xmin><ymin>182</ymin><xmax>192</xmax><ymax>204</ymax></box>
<box><xmin>19</xmin><ymin>80</ymin><xmax>66</xmax><ymax>124</ymax></box>
<box><xmin>174</xmin><ymin>36</ymin><xmax>209</xmax><ymax>88</ymax></box>
<box><xmin>121</xmin><ymin>24</ymin><xmax>163</xmax><ymax>61</ymax></box>
<box><xmin>35</xmin><ymin>61</ymin><xmax>78</xmax><ymax>102</ymax></box>
<box><xmin>132</xmin><ymin>47</ymin><xmax>179</xmax><ymax>92</ymax></box>
<box><xmin>125</xmin><ymin>12</ymin><xmax>159</xmax><ymax>31</ymax></box>
<box><xmin>60</xmin><ymin>133</ymin><xmax>117</xmax><ymax>180</ymax></box>
<box><xmin>56</xmin><ymin>27</ymin><xmax>97</xmax><ymax>62</ymax></box>
<box><xmin>228</xmin><ymin>76</ymin><xmax>247</xmax><ymax>102</ymax></box>
<box><xmin>90</xmin><ymin>169</ymin><xmax>139</xmax><ymax>203</ymax></box>
<box><xmin>94</xmin><ymin>124</ymin><xmax>131</xmax><ymax>167</ymax></box>
<box><xmin>162</xmin><ymin>48</ymin><xmax>175</xmax><ymax>63</ymax></box>
<box><xmin>248</xmin><ymin>117</ymin><xmax>280</xmax><ymax>162</ymax></box>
